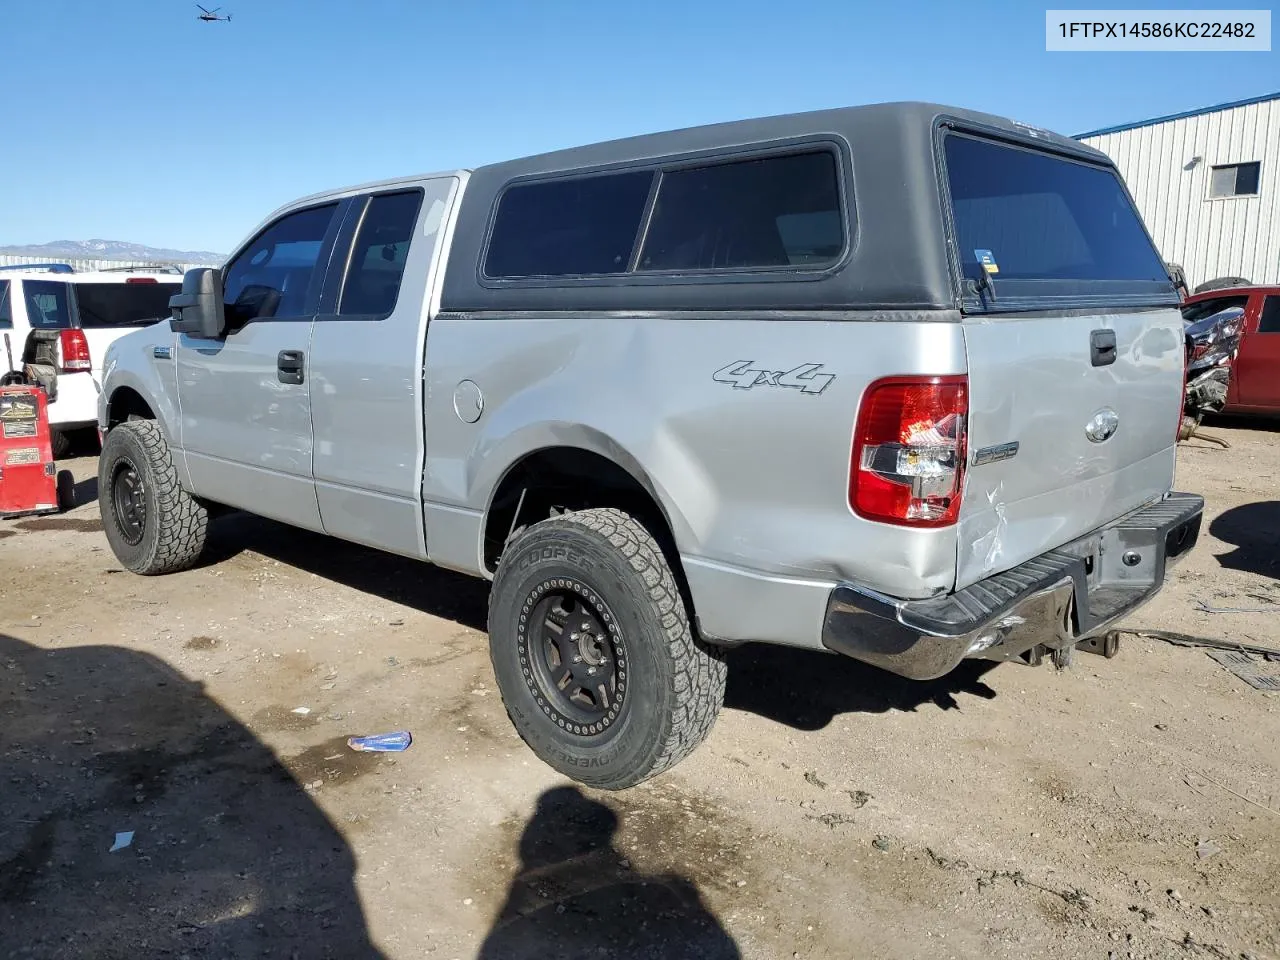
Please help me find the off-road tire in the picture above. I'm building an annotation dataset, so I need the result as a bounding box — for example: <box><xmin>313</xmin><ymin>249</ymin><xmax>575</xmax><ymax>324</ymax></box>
<box><xmin>488</xmin><ymin>507</ymin><xmax>727</xmax><ymax>790</ymax></box>
<box><xmin>99</xmin><ymin>420</ymin><xmax>208</xmax><ymax>575</ymax></box>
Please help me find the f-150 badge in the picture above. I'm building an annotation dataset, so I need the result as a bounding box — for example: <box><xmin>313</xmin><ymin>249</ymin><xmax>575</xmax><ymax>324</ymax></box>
<box><xmin>713</xmin><ymin>361</ymin><xmax>835</xmax><ymax>395</ymax></box>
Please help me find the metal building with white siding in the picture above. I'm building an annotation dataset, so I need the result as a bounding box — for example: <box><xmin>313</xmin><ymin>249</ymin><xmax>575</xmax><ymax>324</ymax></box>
<box><xmin>1077</xmin><ymin>92</ymin><xmax>1279</xmax><ymax>289</ymax></box>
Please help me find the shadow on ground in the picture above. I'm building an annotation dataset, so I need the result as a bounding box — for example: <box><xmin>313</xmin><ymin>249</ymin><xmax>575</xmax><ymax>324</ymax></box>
<box><xmin>1205</xmin><ymin>414</ymin><xmax>1280</xmax><ymax>434</ymax></box>
<box><xmin>1209</xmin><ymin>501</ymin><xmax>1280</xmax><ymax>579</ymax></box>
<box><xmin>478</xmin><ymin>786</ymin><xmax>740</xmax><ymax>960</ymax></box>
<box><xmin>205</xmin><ymin>512</ymin><xmax>490</xmax><ymax>631</ymax></box>
<box><xmin>0</xmin><ymin>633</ymin><xmax>384</xmax><ymax>960</ymax></box>
<box><xmin>72</xmin><ymin>474</ymin><xmax>98</xmax><ymax>506</ymax></box>
<box><xmin>724</xmin><ymin>644</ymin><xmax>998</xmax><ymax>729</ymax></box>
<box><xmin>203</xmin><ymin>513</ymin><xmax>1001</xmax><ymax>727</ymax></box>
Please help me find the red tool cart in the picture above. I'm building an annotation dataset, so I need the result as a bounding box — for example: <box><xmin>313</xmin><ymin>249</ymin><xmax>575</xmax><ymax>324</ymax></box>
<box><xmin>0</xmin><ymin>383</ymin><xmax>75</xmax><ymax>518</ymax></box>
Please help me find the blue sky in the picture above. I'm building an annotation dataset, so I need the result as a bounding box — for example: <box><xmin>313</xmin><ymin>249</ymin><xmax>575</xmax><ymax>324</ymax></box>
<box><xmin>0</xmin><ymin>0</ymin><xmax>1275</xmax><ymax>254</ymax></box>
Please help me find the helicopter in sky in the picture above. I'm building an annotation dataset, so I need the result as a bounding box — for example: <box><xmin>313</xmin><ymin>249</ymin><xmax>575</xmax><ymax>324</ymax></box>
<box><xmin>196</xmin><ymin>5</ymin><xmax>232</xmax><ymax>21</ymax></box>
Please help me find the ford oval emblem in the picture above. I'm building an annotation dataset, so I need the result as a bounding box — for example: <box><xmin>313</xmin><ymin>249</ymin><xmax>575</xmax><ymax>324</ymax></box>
<box><xmin>1085</xmin><ymin>408</ymin><xmax>1120</xmax><ymax>443</ymax></box>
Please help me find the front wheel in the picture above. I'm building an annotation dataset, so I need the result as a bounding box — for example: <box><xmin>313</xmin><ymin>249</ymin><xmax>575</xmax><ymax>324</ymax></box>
<box><xmin>488</xmin><ymin>507</ymin><xmax>727</xmax><ymax>790</ymax></box>
<box><xmin>98</xmin><ymin>420</ymin><xmax>208</xmax><ymax>575</ymax></box>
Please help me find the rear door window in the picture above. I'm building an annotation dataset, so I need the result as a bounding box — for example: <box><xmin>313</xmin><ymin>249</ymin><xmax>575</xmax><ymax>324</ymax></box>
<box><xmin>945</xmin><ymin>135</ymin><xmax>1170</xmax><ymax>300</ymax></box>
<box><xmin>637</xmin><ymin>151</ymin><xmax>844</xmax><ymax>271</ymax></box>
<box><xmin>0</xmin><ymin>281</ymin><xmax>10</xmax><ymax>329</ymax></box>
<box><xmin>23</xmin><ymin>280</ymin><xmax>72</xmax><ymax>329</ymax></box>
<box><xmin>73</xmin><ymin>282</ymin><xmax>181</xmax><ymax>328</ymax></box>
<box><xmin>338</xmin><ymin>190</ymin><xmax>424</xmax><ymax>317</ymax></box>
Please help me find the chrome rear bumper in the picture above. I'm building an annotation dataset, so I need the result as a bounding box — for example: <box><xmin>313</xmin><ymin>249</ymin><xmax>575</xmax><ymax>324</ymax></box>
<box><xmin>821</xmin><ymin>492</ymin><xmax>1204</xmax><ymax>680</ymax></box>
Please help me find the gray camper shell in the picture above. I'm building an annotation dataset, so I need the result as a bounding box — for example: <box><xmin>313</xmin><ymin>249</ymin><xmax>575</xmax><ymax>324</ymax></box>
<box><xmin>441</xmin><ymin>101</ymin><xmax>1178</xmax><ymax>315</ymax></box>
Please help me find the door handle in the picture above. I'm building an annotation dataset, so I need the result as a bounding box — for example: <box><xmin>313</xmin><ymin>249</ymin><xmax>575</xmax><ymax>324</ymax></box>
<box><xmin>277</xmin><ymin>350</ymin><xmax>305</xmax><ymax>385</ymax></box>
<box><xmin>1089</xmin><ymin>329</ymin><xmax>1117</xmax><ymax>367</ymax></box>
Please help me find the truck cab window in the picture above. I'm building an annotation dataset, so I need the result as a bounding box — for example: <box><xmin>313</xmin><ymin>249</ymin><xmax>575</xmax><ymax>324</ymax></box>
<box><xmin>222</xmin><ymin>203</ymin><xmax>338</xmax><ymax>323</ymax></box>
<box><xmin>338</xmin><ymin>190</ymin><xmax>424</xmax><ymax>317</ymax></box>
<box><xmin>0</xmin><ymin>281</ymin><xmax>11</xmax><ymax>329</ymax></box>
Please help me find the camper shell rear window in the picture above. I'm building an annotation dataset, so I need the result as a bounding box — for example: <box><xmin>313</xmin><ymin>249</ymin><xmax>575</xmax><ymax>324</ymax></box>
<box><xmin>943</xmin><ymin>133</ymin><xmax>1173</xmax><ymax>307</ymax></box>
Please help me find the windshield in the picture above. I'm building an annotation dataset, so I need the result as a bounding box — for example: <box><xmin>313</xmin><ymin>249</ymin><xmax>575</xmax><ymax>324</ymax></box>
<box><xmin>945</xmin><ymin>135</ymin><xmax>1168</xmax><ymax>284</ymax></box>
<box><xmin>73</xmin><ymin>282</ymin><xmax>181</xmax><ymax>328</ymax></box>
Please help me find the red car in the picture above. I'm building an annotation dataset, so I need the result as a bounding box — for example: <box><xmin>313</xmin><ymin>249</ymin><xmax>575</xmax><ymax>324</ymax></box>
<box><xmin>1182</xmin><ymin>285</ymin><xmax>1280</xmax><ymax>415</ymax></box>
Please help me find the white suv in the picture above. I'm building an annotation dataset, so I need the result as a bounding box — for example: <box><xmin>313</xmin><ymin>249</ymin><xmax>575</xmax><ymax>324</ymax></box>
<box><xmin>0</xmin><ymin>266</ymin><xmax>183</xmax><ymax>457</ymax></box>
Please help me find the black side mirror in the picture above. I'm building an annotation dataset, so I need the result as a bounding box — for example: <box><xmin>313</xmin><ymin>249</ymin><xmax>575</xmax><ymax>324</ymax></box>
<box><xmin>232</xmin><ymin>284</ymin><xmax>281</xmax><ymax>323</ymax></box>
<box><xmin>169</xmin><ymin>268</ymin><xmax>226</xmax><ymax>339</ymax></box>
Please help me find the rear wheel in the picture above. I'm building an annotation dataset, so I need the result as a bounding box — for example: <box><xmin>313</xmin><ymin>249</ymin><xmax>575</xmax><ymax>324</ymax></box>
<box><xmin>488</xmin><ymin>507</ymin><xmax>727</xmax><ymax>790</ymax></box>
<box><xmin>99</xmin><ymin>420</ymin><xmax>208</xmax><ymax>575</ymax></box>
<box><xmin>49</xmin><ymin>428</ymin><xmax>71</xmax><ymax>460</ymax></box>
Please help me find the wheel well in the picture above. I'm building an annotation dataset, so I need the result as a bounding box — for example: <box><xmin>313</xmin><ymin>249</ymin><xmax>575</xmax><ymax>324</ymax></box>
<box><xmin>106</xmin><ymin>387</ymin><xmax>155</xmax><ymax>428</ymax></box>
<box><xmin>483</xmin><ymin>447</ymin><xmax>685</xmax><ymax>579</ymax></box>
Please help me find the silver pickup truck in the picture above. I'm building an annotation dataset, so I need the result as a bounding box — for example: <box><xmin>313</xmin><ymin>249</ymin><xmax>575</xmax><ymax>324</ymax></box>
<box><xmin>97</xmin><ymin>102</ymin><xmax>1203</xmax><ymax>789</ymax></box>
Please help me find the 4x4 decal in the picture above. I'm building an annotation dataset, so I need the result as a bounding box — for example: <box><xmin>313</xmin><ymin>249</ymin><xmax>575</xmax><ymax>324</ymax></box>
<box><xmin>712</xmin><ymin>361</ymin><xmax>835</xmax><ymax>395</ymax></box>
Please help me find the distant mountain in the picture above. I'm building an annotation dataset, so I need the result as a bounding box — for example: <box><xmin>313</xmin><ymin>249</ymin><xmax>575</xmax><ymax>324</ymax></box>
<box><xmin>0</xmin><ymin>239</ymin><xmax>225</xmax><ymax>264</ymax></box>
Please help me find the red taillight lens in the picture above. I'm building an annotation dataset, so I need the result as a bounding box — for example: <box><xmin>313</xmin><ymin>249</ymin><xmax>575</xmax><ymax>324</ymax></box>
<box><xmin>125</xmin><ymin>277</ymin><xmax>157</xmax><ymax>284</ymax></box>
<box><xmin>851</xmin><ymin>375</ymin><xmax>968</xmax><ymax>527</ymax></box>
<box><xmin>59</xmin><ymin>329</ymin><xmax>91</xmax><ymax>372</ymax></box>
<box><xmin>1177</xmin><ymin>338</ymin><xmax>1189</xmax><ymax>441</ymax></box>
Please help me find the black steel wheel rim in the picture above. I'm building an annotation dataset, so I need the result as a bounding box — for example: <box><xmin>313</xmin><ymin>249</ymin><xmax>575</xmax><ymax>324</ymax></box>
<box><xmin>111</xmin><ymin>457</ymin><xmax>146</xmax><ymax>546</ymax></box>
<box><xmin>524</xmin><ymin>586</ymin><xmax>626</xmax><ymax>736</ymax></box>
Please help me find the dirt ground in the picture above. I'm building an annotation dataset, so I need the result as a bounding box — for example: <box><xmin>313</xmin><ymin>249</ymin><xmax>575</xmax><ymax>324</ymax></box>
<box><xmin>2</xmin><ymin>425</ymin><xmax>1277</xmax><ymax>960</ymax></box>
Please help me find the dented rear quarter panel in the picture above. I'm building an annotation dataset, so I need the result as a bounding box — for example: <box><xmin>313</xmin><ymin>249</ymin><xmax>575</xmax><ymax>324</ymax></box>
<box><xmin>420</xmin><ymin>312</ymin><xmax>968</xmax><ymax>612</ymax></box>
<box><xmin>421</xmin><ymin>102</ymin><xmax>1181</xmax><ymax>648</ymax></box>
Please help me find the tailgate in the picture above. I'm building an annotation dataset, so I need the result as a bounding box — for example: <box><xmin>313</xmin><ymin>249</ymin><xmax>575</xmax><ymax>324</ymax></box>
<box><xmin>958</xmin><ymin>310</ymin><xmax>1182</xmax><ymax>587</ymax></box>
<box><xmin>941</xmin><ymin>129</ymin><xmax>1183</xmax><ymax>589</ymax></box>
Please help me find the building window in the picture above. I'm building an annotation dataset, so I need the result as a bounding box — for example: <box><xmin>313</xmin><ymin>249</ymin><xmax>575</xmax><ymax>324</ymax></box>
<box><xmin>1208</xmin><ymin>162</ymin><xmax>1261</xmax><ymax>198</ymax></box>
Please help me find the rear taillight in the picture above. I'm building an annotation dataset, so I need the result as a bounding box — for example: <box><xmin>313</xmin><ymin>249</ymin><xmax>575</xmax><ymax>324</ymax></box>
<box><xmin>850</xmin><ymin>375</ymin><xmax>968</xmax><ymax>527</ymax></box>
<box><xmin>1177</xmin><ymin>338</ymin><xmax>1189</xmax><ymax>441</ymax></box>
<box><xmin>126</xmin><ymin>277</ymin><xmax>157</xmax><ymax>284</ymax></box>
<box><xmin>59</xmin><ymin>329</ymin><xmax>91</xmax><ymax>372</ymax></box>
